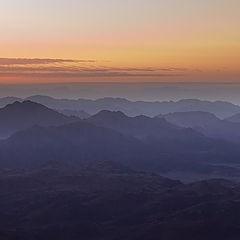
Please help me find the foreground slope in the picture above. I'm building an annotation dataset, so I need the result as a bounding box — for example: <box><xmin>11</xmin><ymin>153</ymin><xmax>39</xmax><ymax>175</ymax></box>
<box><xmin>0</xmin><ymin>161</ymin><xmax>240</xmax><ymax>240</ymax></box>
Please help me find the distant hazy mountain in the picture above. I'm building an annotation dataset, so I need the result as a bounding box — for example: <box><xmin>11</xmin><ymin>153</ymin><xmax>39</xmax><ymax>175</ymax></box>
<box><xmin>161</xmin><ymin>111</ymin><xmax>240</xmax><ymax>143</ymax></box>
<box><xmin>0</xmin><ymin>101</ymin><xmax>79</xmax><ymax>138</ymax></box>
<box><xmin>87</xmin><ymin>111</ymin><xmax>240</xmax><ymax>169</ymax></box>
<box><xmin>0</xmin><ymin>100</ymin><xmax>240</xmax><ymax>180</ymax></box>
<box><xmin>88</xmin><ymin>110</ymin><xmax>180</xmax><ymax>139</ymax></box>
<box><xmin>1</xmin><ymin>161</ymin><xmax>240</xmax><ymax>240</ymax></box>
<box><xmin>0</xmin><ymin>96</ymin><xmax>22</xmax><ymax>108</ymax></box>
<box><xmin>57</xmin><ymin>109</ymin><xmax>91</xmax><ymax>119</ymax></box>
<box><xmin>23</xmin><ymin>95</ymin><xmax>240</xmax><ymax>118</ymax></box>
<box><xmin>88</xmin><ymin>110</ymin><xmax>209</xmax><ymax>150</ymax></box>
<box><xmin>226</xmin><ymin>113</ymin><xmax>240</xmax><ymax>123</ymax></box>
<box><xmin>161</xmin><ymin>111</ymin><xmax>220</xmax><ymax>128</ymax></box>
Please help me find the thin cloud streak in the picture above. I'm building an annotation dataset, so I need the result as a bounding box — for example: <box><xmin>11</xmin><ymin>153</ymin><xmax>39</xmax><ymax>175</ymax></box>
<box><xmin>0</xmin><ymin>58</ymin><xmax>96</xmax><ymax>65</ymax></box>
<box><xmin>0</xmin><ymin>57</ymin><xmax>187</xmax><ymax>79</ymax></box>
<box><xmin>0</xmin><ymin>72</ymin><xmax>182</xmax><ymax>78</ymax></box>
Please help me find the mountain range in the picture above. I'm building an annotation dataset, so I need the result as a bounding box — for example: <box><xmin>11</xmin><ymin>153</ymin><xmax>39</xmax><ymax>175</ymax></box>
<box><xmin>1</xmin><ymin>95</ymin><xmax>240</xmax><ymax>118</ymax></box>
<box><xmin>1</xmin><ymin>97</ymin><xmax>240</xmax><ymax>239</ymax></box>
<box><xmin>1</xmin><ymin>101</ymin><xmax>240</xmax><ymax>181</ymax></box>
<box><xmin>160</xmin><ymin>111</ymin><xmax>240</xmax><ymax>143</ymax></box>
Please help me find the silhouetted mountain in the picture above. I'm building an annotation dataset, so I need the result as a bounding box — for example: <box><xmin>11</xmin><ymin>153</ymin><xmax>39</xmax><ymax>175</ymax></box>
<box><xmin>0</xmin><ymin>101</ymin><xmax>79</xmax><ymax>138</ymax></box>
<box><xmin>1</xmin><ymin>161</ymin><xmax>240</xmax><ymax>240</ymax></box>
<box><xmin>23</xmin><ymin>95</ymin><xmax>240</xmax><ymax>118</ymax></box>
<box><xmin>1</xmin><ymin>111</ymin><xmax>240</xmax><ymax>181</ymax></box>
<box><xmin>0</xmin><ymin>96</ymin><xmax>22</xmax><ymax>108</ymax></box>
<box><xmin>0</xmin><ymin>121</ymin><xmax>144</xmax><ymax>168</ymax></box>
<box><xmin>161</xmin><ymin>111</ymin><xmax>220</xmax><ymax>128</ymax></box>
<box><xmin>226</xmin><ymin>112</ymin><xmax>240</xmax><ymax>123</ymax></box>
<box><xmin>57</xmin><ymin>109</ymin><xmax>91</xmax><ymax>119</ymax></box>
<box><xmin>161</xmin><ymin>111</ymin><xmax>240</xmax><ymax>143</ymax></box>
<box><xmin>88</xmin><ymin>110</ymin><xmax>179</xmax><ymax>137</ymax></box>
<box><xmin>167</xmin><ymin>99</ymin><xmax>240</xmax><ymax>118</ymax></box>
<box><xmin>88</xmin><ymin>110</ymin><xmax>192</xmax><ymax>139</ymax></box>
<box><xmin>88</xmin><ymin>110</ymin><xmax>217</xmax><ymax>151</ymax></box>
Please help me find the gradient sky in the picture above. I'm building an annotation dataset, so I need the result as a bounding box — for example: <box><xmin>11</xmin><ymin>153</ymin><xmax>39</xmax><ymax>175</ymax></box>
<box><xmin>0</xmin><ymin>0</ymin><xmax>239</xmax><ymax>83</ymax></box>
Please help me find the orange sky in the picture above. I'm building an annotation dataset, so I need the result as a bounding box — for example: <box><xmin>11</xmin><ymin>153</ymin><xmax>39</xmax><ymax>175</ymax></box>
<box><xmin>0</xmin><ymin>0</ymin><xmax>239</xmax><ymax>83</ymax></box>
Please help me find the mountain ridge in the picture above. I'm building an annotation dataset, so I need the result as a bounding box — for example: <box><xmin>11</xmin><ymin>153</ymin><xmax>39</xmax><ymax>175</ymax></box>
<box><xmin>1</xmin><ymin>95</ymin><xmax>240</xmax><ymax>118</ymax></box>
<box><xmin>0</xmin><ymin>100</ymin><xmax>80</xmax><ymax>138</ymax></box>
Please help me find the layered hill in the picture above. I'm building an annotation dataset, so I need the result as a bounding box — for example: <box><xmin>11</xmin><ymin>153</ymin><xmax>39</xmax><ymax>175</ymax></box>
<box><xmin>2</xmin><ymin>95</ymin><xmax>238</xmax><ymax>118</ymax></box>
<box><xmin>226</xmin><ymin>113</ymin><xmax>240</xmax><ymax>123</ymax></box>
<box><xmin>57</xmin><ymin>109</ymin><xmax>90</xmax><ymax>119</ymax></box>
<box><xmin>0</xmin><ymin>121</ymin><xmax>143</xmax><ymax>168</ymax></box>
<box><xmin>87</xmin><ymin>110</ymin><xmax>217</xmax><ymax>153</ymax></box>
<box><xmin>161</xmin><ymin>111</ymin><xmax>240</xmax><ymax>143</ymax></box>
<box><xmin>0</xmin><ymin>109</ymin><xmax>240</xmax><ymax>181</ymax></box>
<box><xmin>0</xmin><ymin>101</ymin><xmax>79</xmax><ymax>138</ymax></box>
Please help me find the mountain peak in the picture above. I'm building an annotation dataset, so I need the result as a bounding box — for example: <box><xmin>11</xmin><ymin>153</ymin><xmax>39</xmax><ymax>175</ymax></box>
<box><xmin>0</xmin><ymin>100</ymin><xmax>79</xmax><ymax>138</ymax></box>
<box><xmin>162</xmin><ymin>111</ymin><xmax>220</xmax><ymax>128</ymax></box>
<box><xmin>5</xmin><ymin>100</ymin><xmax>45</xmax><ymax>109</ymax></box>
<box><xmin>26</xmin><ymin>95</ymin><xmax>55</xmax><ymax>101</ymax></box>
<box><xmin>1</xmin><ymin>101</ymin><xmax>62</xmax><ymax>117</ymax></box>
<box><xmin>91</xmin><ymin>110</ymin><xmax>128</xmax><ymax>120</ymax></box>
<box><xmin>164</xmin><ymin>111</ymin><xmax>219</xmax><ymax>119</ymax></box>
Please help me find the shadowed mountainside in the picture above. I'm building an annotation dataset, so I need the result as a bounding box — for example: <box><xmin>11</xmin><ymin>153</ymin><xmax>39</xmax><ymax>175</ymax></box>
<box><xmin>0</xmin><ymin>97</ymin><xmax>22</xmax><ymax>108</ymax></box>
<box><xmin>161</xmin><ymin>111</ymin><xmax>219</xmax><ymax>128</ymax></box>
<box><xmin>1</xmin><ymin>161</ymin><xmax>240</xmax><ymax>240</ymax></box>
<box><xmin>161</xmin><ymin>111</ymin><xmax>240</xmax><ymax>143</ymax></box>
<box><xmin>0</xmin><ymin>121</ymin><xmax>144</xmax><ymax>169</ymax></box>
<box><xmin>1</xmin><ymin>110</ymin><xmax>240</xmax><ymax>181</ymax></box>
<box><xmin>0</xmin><ymin>101</ymin><xmax>80</xmax><ymax>138</ymax></box>
<box><xmin>57</xmin><ymin>109</ymin><xmax>91</xmax><ymax>119</ymax></box>
<box><xmin>226</xmin><ymin>112</ymin><xmax>240</xmax><ymax>123</ymax></box>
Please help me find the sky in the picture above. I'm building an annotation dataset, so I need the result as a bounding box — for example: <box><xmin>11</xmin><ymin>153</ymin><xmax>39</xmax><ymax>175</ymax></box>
<box><xmin>0</xmin><ymin>0</ymin><xmax>239</xmax><ymax>83</ymax></box>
